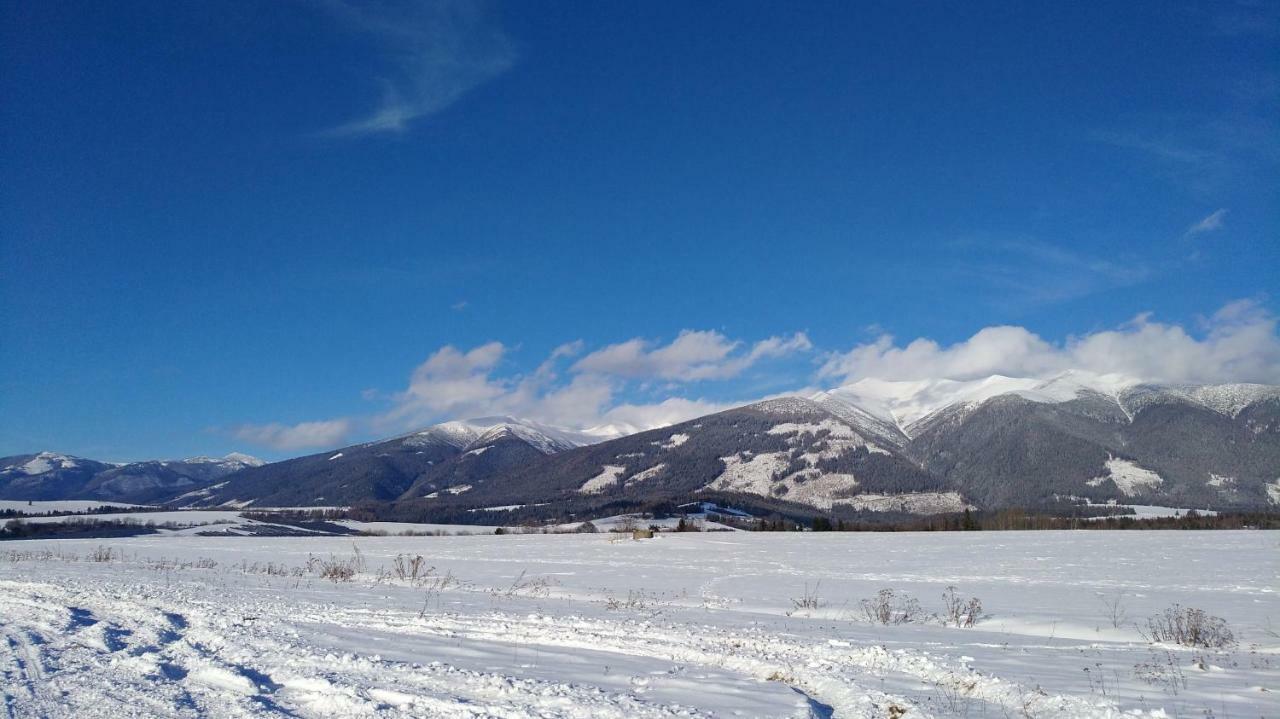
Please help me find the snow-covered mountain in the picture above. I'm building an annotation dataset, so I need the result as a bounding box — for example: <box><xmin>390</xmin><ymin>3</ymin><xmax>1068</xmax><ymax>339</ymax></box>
<box><xmin>382</xmin><ymin>398</ymin><xmax>967</xmax><ymax>524</ymax></box>
<box><xmin>5</xmin><ymin>373</ymin><xmax>1277</xmax><ymax>517</ymax></box>
<box><xmin>376</xmin><ymin>373</ymin><xmax>1280</xmax><ymax>522</ymax></box>
<box><xmin>811</xmin><ymin>370</ymin><xmax>1280</xmax><ymax>436</ymax></box>
<box><xmin>396</xmin><ymin>416</ymin><xmax>603</xmax><ymax>456</ymax></box>
<box><xmin>0</xmin><ymin>452</ymin><xmax>264</xmax><ymax>504</ymax></box>
<box><xmin>192</xmin><ymin>417</ymin><xmax>601</xmax><ymax>508</ymax></box>
<box><xmin>809</xmin><ymin>372</ymin><xmax>1280</xmax><ymax>510</ymax></box>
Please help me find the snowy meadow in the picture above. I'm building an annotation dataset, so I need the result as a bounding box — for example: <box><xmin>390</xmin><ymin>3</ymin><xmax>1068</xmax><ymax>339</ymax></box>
<box><xmin>1</xmin><ymin>531</ymin><xmax>1276</xmax><ymax>718</ymax></box>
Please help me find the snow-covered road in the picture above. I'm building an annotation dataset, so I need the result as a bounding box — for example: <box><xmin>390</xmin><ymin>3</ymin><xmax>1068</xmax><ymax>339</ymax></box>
<box><xmin>1</xmin><ymin>531</ymin><xmax>1275</xmax><ymax>718</ymax></box>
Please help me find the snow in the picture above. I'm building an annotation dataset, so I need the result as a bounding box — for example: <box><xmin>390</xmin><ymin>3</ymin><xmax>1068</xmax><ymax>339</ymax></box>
<box><xmin>462</xmin><ymin>446</ymin><xmax>490</xmax><ymax>457</ymax></box>
<box><xmin>1178</xmin><ymin>383</ymin><xmax>1280</xmax><ymax>417</ymax></box>
<box><xmin>1084</xmin><ymin>504</ymin><xmax>1218</xmax><ymax>520</ymax></box>
<box><xmin>221</xmin><ymin>452</ymin><xmax>266</xmax><ymax>467</ymax></box>
<box><xmin>0</xmin><ymin>500</ymin><xmax>144</xmax><ymax>514</ymax></box>
<box><xmin>566</xmin><ymin>513</ymin><xmax>740</xmax><ymax>533</ymax></box>
<box><xmin>335</xmin><ymin>521</ymin><xmax>501</xmax><ymax>535</ymax></box>
<box><xmin>1267</xmin><ymin>479</ymin><xmax>1280</xmax><ymax>504</ymax></box>
<box><xmin>1087</xmin><ymin>457</ymin><xmax>1163</xmax><ymax>497</ymax></box>
<box><xmin>815</xmin><ymin>371</ymin><xmax>1141</xmax><ymax>435</ymax></box>
<box><xmin>706</xmin><ymin>424</ymin><xmax>910</xmax><ymax>509</ymax></box>
<box><xmin>182</xmin><ymin>453</ymin><xmax>265</xmax><ymax>468</ymax></box>
<box><xmin>171</xmin><ymin>482</ymin><xmax>228</xmax><ymax>504</ymax></box>
<box><xmin>14</xmin><ymin>510</ymin><xmax>251</xmax><ymax>527</ymax></box>
<box><xmin>5</xmin><ymin>509</ymin><xmax>516</xmax><ymax>537</ymax></box>
<box><xmin>748</xmin><ymin>397</ymin><xmax>826</xmax><ymax>417</ymax></box>
<box><xmin>625</xmin><ymin>463</ymin><xmax>665</xmax><ymax>487</ymax></box>
<box><xmin>1207</xmin><ymin>473</ymin><xmax>1235</xmax><ymax>488</ymax></box>
<box><xmin>833</xmin><ymin>491</ymin><xmax>971</xmax><ymax>514</ymax></box>
<box><xmin>407</xmin><ymin>417</ymin><xmax>601</xmax><ymax>455</ymax></box>
<box><xmin>659</xmin><ymin>433</ymin><xmax>689</xmax><ymax>449</ymax></box>
<box><xmin>705</xmin><ymin>452</ymin><xmax>791</xmax><ymax>497</ymax></box>
<box><xmin>327</xmin><ymin>452</ymin><xmax>343</xmax><ymax>461</ymax></box>
<box><xmin>578</xmin><ymin>465</ymin><xmax>626</xmax><ymax>494</ymax></box>
<box><xmin>767</xmin><ymin>419</ymin><xmax>859</xmax><ymax>439</ymax></box>
<box><xmin>10</xmin><ymin>452</ymin><xmax>81</xmax><ymax>475</ymax></box>
<box><xmin>0</xmin><ymin>531</ymin><xmax>1274</xmax><ymax>718</ymax></box>
<box><xmin>705</xmin><ymin>453</ymin><xmax>868</xmax><ymax>510</ymax></box>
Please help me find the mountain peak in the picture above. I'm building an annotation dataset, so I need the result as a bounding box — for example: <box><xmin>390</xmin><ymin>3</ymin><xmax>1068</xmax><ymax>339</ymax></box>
<box><xmin>221</xmin><ymin>452</ymin><xmax>265</xmax><ymax>467</ymax></box>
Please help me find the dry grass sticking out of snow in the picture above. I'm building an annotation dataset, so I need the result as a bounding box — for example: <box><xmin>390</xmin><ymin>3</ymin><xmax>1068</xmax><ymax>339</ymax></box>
<box><xmin>0</xmin><ymin>531</ymin><xmax>1275</xmax><ymax>718</ymax></box>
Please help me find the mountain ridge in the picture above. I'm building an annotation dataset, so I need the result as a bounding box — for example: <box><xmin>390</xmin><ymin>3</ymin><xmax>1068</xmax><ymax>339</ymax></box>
<box><xmin>5</xmin><ymin>374</ymin><xmax>1278</xmax><ymax>516</ymax></box>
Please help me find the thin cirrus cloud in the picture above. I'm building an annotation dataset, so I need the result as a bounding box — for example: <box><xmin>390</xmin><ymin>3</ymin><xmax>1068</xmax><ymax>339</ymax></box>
<box><xmin>231</xmin><ymin>419</ymin><xmax>353</xmax><ymax>452</ymax></box>
<box><xmin>316</xmin><ymin>0</ymin><xmax>516</xmax><ymax>137</ymax></box>
<box><xmin>1185</xmin><ymin>208</ymin><xmax>1229</xmax><ymax>236</ymax></box>
<box><xmin>943</xmin><ymin>239</ymin><xmax>1154</xmax><ymax>309</ymax></box>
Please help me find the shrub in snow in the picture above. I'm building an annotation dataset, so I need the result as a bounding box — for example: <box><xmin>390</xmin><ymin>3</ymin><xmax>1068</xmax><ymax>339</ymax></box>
<box><xmin>1141</xmin><ymin>605</ymin><xmax>1234</xmax><ymax>648</ymax></box>
<box><xmin>89</xmin><ymin>545</ymin><xmax>116</xmax><ymax>563</ymax></box>
<box><xmin>788</xmin><ymin>582</ymin><xmax>822</xmax><ymax>614</ymax></box>
<box><xmin>1134</xmin><ymin>650</ymin><xmax>1187</xmax><ymax>695</ymax></box>
<box><xmin>941</xmin><ymin>586</ymin><xmax>983</xmax><ymax>628</ymax></box>
<box><xmin>860</xmin><ymin>588</ymin><xmax>923</xmax><ymax>625</ymax></box>
<box><xmin>391</xmin><ymin>553</ymin><xmax>432</xmax><ymax>583</ymax></box>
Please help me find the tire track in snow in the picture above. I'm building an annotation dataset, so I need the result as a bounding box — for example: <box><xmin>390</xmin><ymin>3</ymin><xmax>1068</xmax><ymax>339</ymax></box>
<box><xmin>0</xmin><ymin>580</ymin><xmax>758</xmax><ymax>718</ymax></box>
<box><xmin>0</xmin><ymin>576</ymin><xmax>1137</xmax><ymax>718</ymax></box>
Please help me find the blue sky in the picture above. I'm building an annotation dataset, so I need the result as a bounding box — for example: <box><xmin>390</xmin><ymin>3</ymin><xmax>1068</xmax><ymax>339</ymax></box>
<box><xmin>2</xmin><ymin>1</ymin><xmax>1277</xmax><ymax>461</ymax></box>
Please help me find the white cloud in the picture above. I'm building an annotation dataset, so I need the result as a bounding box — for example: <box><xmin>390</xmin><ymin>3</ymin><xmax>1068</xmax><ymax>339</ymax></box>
<box><xmin>820</xmin><ymin>299</ymin><xmax>1280</xmax><ymax>385</ymax></box>
<box><xmin>572</xmin><ymin>330</ymin><xmax>811</xmax><ymax>381</ymax></box>
<box><xmin>233</xmin><ymin>303</ymin><xmax>1280</xmax><ymax>453</ymax></box>
<box><xmin>369</xmin><ymin>329</ymin><xmax>808</xmax><ymax>434</ymax></box>
<box><xmin>318</xmin><ymin>0</ymin><xmax>516</xmax><ymax>137</ymax></box>
<box><xmin>1185</xmin><ymin>208</ymin><xmax>1228</xmax><ymax>236</ymax></box>
<box><xmin>594</xmin><ymin>398</ymin><xmax>734</xmax><ymax>436</ymax></box>
<box><xmin>382</xmin><ymin>342</ymin><xmax>510</xmax><ymax>425</ymax></box>
<box><xmin>232</xmin><ymin>419</ymin><xmax>353</xmax><ymax>451</ymax></box>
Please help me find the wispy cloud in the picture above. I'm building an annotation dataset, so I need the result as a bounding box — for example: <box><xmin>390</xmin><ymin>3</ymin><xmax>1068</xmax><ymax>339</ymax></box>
<box><xmin>1185</xmin><ymin>208</ymin><xmax>1229</xmax><ymax>237</ymax></box>
<box><xmin>317</xmin><ymin>0</ymin><xmax>516</xmax><ymax>137</ymax></box>
<box><xmin>231</xmin><ymin>419</ymin><xmax>353</xmax><ymax>451</ymax></box>
<box><xmin>943</xmin><ymin>238</ymin><xmax>1154</xmax><ymax>309</ymax></box>
<box><xmin>1097</xmin><ymin>115</ymin><xmax>1280</xmax><ymax>196</ymax></box>
<box><xmin>571</xmin><ymin>331</ymin><xmax>812</xmax><ymax>382</ymax></box>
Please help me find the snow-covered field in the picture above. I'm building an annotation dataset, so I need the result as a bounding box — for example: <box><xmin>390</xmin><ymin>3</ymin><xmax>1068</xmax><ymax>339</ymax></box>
<box><xmin>0</xmin><ymin>500</ymin><xmax>140</xmax><ymax>514</ymax></box>
<box><xmin>0</xmin><ymin>531</ymin><xmax>1275</xmax><ymax>718</ymax></box>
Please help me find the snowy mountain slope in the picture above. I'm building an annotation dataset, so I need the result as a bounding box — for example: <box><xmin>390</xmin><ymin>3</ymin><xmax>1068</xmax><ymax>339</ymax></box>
<box><xmin>199</xmin><ymin>417</ymin><xmax>599</xmax><ymax>508</ymax></box>
<box><xmin>0</xmin><ymin>453</ymin><xmax>113</xmax><ymax>501</ymax></box>
<box><xmin>386</xmin><ymin>398</ymin><xmax>953</xmax><ymax>522</ymax></box>
<box><xmin>807</xmin><ymin>373</ymin><xmax>1280</xmax><ymax>511</ymax></box>
<box><xmin>466</xmin><ymin>373</ymin><xmax>1278</xmax><ymax>517</ymax></box>
<box><xmin>0</xmin><ymin>452</ymin><xmax>262</xmax><ymax>504</ymax></box>
<box><xmin>6</xmin><ymin>375</ymin><xmax>1277</xmax><ymax>516</ymax></box>
<box><xmin>815</xmin><ymin>371</ymin><xmax>1280</xmax><ymax>438</ymax></box>
<box><xmin>384</xmin><ymin>416</ymin><xmax>600</xmax><ymax>455</ymax></box>
<box><xmin>812</xmin><ymin>371</ymin><xmax>1140</xmax><ymax>437</ymax></box>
